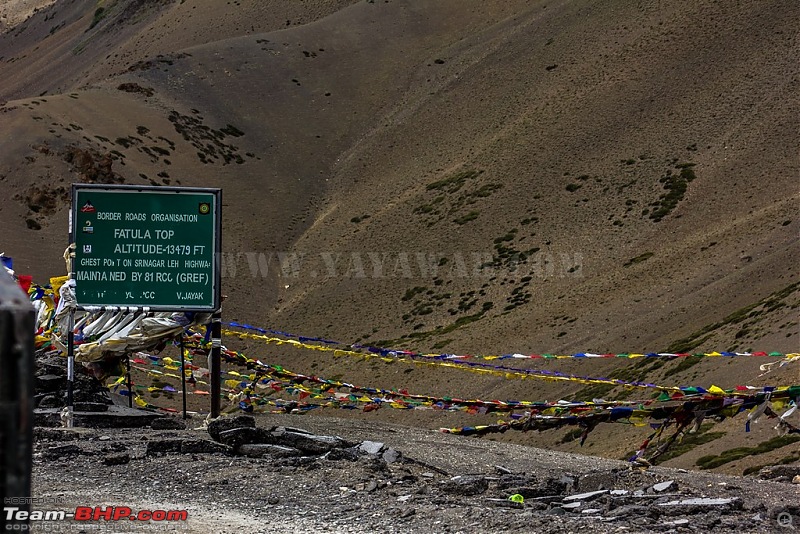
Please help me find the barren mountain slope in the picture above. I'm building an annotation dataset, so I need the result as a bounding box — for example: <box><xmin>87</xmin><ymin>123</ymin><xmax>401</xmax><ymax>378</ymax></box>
<box><xmin>276</xmin><ymin>0</ymin><xmax>799</xmax><ymax>354</ymax></box>
<box><xmin>0</xmin><ymin>0</ymin><xmax>55</xmax><ymax>34</ymax></box>
<box><xmin>0</xmin><ymin>0</ymin><xmax>358</xmax><ymax>101</ymax></box>
<box><xmin>0</xmin><ymin>0</ymin><xmax>797</xmax><ymax>469</ymax></box>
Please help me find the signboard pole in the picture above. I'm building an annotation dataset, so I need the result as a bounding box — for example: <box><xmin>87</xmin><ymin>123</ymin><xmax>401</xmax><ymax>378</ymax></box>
<box><xmin>180</xmin><ymin>335</ymin><xmax>187</xmax><ymax>420</ymax></box>
<box><xmin>66</xmin><ymin>303</ymin><xmax>75</xmax><ymax>428</ymax></box>
<box><xmin>210</xmin><ymin>312</ymin><xmax>221</xmax><ymax>418</ymax></box>
<box><xmin>125</xmin><ymin>355</ymin><xmax>132</xmax><ymax>408</ymax></box>
<box><xmin>65</xmin><ymin>212</ymin><xmax>76</xmax><ymax>428</ymax></box>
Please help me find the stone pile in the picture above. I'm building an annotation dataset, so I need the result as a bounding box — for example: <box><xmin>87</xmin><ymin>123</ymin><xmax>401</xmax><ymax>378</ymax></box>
<box><xmin>205</xmin><ymin>415</ymin><xmax>404</xmax><ymax>466</ymax></box>
<box><xmin>34</xmin><ymin>352</ymin><xmax>114</xmax><ymax>413</ymax></box>
<box><xmin>33</xmin><ymin>349</ymin><xmax>163</xmax><ymax>427</ymax></box>
<box><xmin>433</xmin><ymin>467</ymin><xmax>786</xmax><ymax>531</ymax></box>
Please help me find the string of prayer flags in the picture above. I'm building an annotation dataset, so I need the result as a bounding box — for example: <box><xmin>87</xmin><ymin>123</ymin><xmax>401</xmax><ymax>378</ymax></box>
<box><xmin>224</xmin><ymin>321</ymin><xmax>799</xmax><ymax>363</ymax></box>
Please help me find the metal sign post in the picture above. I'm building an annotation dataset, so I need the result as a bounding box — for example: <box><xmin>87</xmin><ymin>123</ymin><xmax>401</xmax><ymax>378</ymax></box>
<box><xmin>125</xmin><ymin>355</ymin><xmax>133</xmax><ymax>409</ymax></box>
<box><xmin>65</xmin><ymin>239</ymin><xmax>75</xmax><ymax>428</ymax></box>
<box><xmin>66</xmin><ymin>308</ymin><xmax>75</xmax><ymax>428</ymax></box>
<box><xmin>180</xmin><ymin>335</ymin><xmax>187</xmax><ymax>420</ymax></box>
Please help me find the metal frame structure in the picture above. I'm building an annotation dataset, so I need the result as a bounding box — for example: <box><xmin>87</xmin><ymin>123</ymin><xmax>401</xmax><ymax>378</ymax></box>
<box><xmin>66</xmin><ymin>184</ymin><xmax>224</xmax><ymax>423</ymax></box>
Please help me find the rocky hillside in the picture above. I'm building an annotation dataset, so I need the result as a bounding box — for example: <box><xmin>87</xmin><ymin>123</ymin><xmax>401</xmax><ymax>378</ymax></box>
<box><xmin>1</xmin><ymin>0</ymin><xmax>798</xmax><ymax>471</ymax></box>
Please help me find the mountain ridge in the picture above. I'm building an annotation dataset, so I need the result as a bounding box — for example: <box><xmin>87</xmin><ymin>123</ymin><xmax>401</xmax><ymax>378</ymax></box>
<box><xmin>1</xmin><ymin>0</ymin><xmax>798</xmax><ymax>472</ymax></box>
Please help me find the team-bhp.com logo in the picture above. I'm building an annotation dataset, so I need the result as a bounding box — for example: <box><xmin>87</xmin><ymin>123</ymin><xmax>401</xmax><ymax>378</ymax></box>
<box><xmin>4</xmin><ymin>506</ymin><xmax>188</xmax><ymax>528</ymax></box>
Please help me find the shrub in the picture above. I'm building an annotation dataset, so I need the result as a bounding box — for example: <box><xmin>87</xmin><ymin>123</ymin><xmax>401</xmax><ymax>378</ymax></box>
<box><xmin>664</xmin><ymin>354</ymin><xmax>703</xmax><ymax>377</ymax></box>
<box><xmin>650</xmin><ymin>165</ymin><xmax>697</xmax><ymax>222</ymax></box>
<box><xmin>623</xmin><ymin>252</ymin><xmax>654</xmax><ymax>267</ymax></box>
<box><xmin>696</xmin><ymin>435</ymin><xmax>800</xmax><ymax>469</ymax></box>
<box><xmin>427</xmin><ymin>169</ymin><xmax>482</xmax><ymax>193</ymax></box>
<box><xmin>220</xmin><ymin>124</ymin><xmax>245</xmax><ymax>137</ymax></box>
<box><xmin>652</xmin><ymin>425</ymin><xmax>725</xmax><ymax>464</ymax></box>
<box><xmin>89</xmin><ymin>7</ymin><xmax>105</xmax><ymax>30</ymax></box>
<box><xmin>454</xmin><ymin>211</ymin><xmax>479</xmax><ymax>225</ymax></box>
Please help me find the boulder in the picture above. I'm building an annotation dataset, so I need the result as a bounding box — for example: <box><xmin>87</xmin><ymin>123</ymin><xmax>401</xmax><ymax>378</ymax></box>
<box><xmin>218</xmin><ymin>427</ymin><xmax>275</xmax><ymax>449</ymax></box>
<box><xmin>43</xmin><ymin>444</ymin><xmax>84</xmax><ymax>459</ymax></box>
<box><xmin>382</xmin><ymin>448</ymin><xmax>402</xmax><ymax>464</ymax></box>
<box><xmin>207</xmin><ymin>415</ymin><xmax>256</xmax><ymax>441</ymax></box>
<box><xmin>359</xmin><ymin>440</ymin><xmax>385</xmax><ymax>455</ymax></box>
<box><xmin>651</xmin><ymin>480</ymin><xmax>677</xmax><ymax>493</ymax></box>
<box><xmin>273</xmin><ymin>430</ymin><xmax>349</xmax><ymax>454</ymax></box>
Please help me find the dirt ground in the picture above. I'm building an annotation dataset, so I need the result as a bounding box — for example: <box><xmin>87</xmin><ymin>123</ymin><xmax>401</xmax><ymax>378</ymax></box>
<box><xmin>27</xmin><ymin>413</ymin><xmax>800</xmax><ymax>534</ymax></box>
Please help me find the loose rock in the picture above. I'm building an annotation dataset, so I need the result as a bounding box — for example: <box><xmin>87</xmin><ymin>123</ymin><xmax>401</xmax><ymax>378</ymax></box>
<box><xmin>44</xmin><ymin>444</ymin><xmax>83</xmax><ymax>459</ymax></box>
<box><xmin>238</xmin><ymin>444</ymin><xmax>301</xmax><ymax>459</ymax></box>
<box><xmin>652</xmin><ymin>480</ymin><xmax>676</xmax><ymax>493</ymax></box>
<box><xmin>151</xmin><ymin>418</ymin><xmax>187</xmax><ymax>431</ymax></box>
<box><xmin>563</xmin><ymin>490</ymin><xmax>608</xmax><ymax>502</ymax></box>
<box><xmin>145</xmin><ymin>439</ymin><xmax>183</xmax><ymax>456</ymax></box>
<box><xmin>359</xmin><ymin>440</ymin><xmax>385</xmax><ymax>455</ymax></box>
<box><xmin>180</xmin><ymin>439</ymin><xmax>231</xmax><ymax>454</ymax></box>
<box><xmin>218</xmin><ymin>427</ymin><xmax>274</xmax><ymax>449</ymax></box>
<box><xmin>102</xmin><ymin>453</ymin><xmax>130</xmax><ymax>466</ymax></box>
<box><xmin>441</xmin><ymin>475</ymin><xmax>488</xmax><ymax>496</ymax></box>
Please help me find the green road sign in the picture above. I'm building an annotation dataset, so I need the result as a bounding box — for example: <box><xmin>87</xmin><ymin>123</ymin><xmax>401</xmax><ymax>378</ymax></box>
<box><xmin>71</xmin><ymin>185</ymin><xmax>221</xmax><ymax>311</ymax></box>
